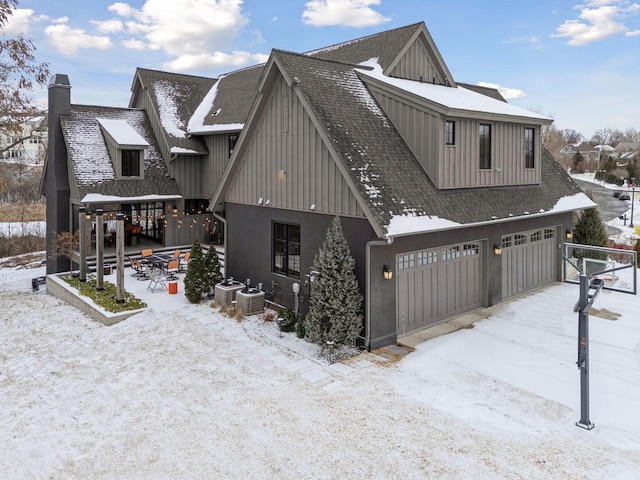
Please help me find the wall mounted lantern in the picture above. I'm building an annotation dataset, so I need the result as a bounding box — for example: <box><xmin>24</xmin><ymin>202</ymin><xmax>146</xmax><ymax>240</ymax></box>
<box><xmin>383</xmin><ymin>265</ymin><xmax>393</xmax><ymax>280</ymax></box>
<box><xmin>493</xmin><ymin>245</ymin><xmax>502</xmax><ymax>255</ymax></box>
<box><xmin>172</xmin><ymin>205</ymin><xmax>178</xmax><ymax>217</ymax></box>
<box><xmin>565</xmin><ymin>230</ymin><xmax>573</xmax><ymax>239</ymax></box>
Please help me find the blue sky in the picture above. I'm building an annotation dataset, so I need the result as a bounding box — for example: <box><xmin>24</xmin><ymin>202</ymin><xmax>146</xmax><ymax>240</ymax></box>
<box><xmin>7</xmin><ymin>0</ymin><xmax>640</xmax><ymax>139</ymax></box>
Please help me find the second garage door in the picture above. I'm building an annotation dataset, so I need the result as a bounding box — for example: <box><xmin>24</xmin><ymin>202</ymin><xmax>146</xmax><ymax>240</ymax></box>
<box><xmin>396</xmin><ymin>242</ymin><xmax>483</xmax><ymax>336</ymax></box>
<box><xmin>501</xmin><ymin>227</ymin><xmax>558</xmax><ymax>299</ymax></box>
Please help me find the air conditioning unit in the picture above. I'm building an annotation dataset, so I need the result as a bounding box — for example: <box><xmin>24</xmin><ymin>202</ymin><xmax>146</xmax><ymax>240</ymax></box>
<box><xmin>235</xmin><ymin>288</ymin><xmax>265</xmax><ymax>316</ymax></box>
<box><xmin>214</xmin><ymin>280</ymin><xmax>245</xmax><ymax>307</ymax></box>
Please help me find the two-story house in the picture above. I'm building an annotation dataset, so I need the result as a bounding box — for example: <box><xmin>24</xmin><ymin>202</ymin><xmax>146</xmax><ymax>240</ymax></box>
<box><xmin>45</xmin><ymin>22</ymin><xmax>592</xmax><ymax>348</ymax></box>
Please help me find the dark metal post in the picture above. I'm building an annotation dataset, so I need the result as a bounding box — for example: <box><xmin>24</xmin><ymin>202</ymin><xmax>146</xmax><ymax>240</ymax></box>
<box><xmin>78</xmin><ymin>206</ymin><xmax>87</xmax><ymax>281</ymax></box>
<box><xmin>115</xmin><ymin>212</ymin><xmax>125</xmax><ymax>303</ymax></box>
<box><xmin>96</xmin><ymin>208</ymin><xmax>104</xmax><ymax>290</ymax></box>
<box><xmin>630</xmin><ymin>178</ymin><xmax>635</xmax><ymax>228</ymax></box>
<box><xmin>576</xmin><ymin>273</ymin><xmax>593</xmax><ymax>429</ymax></box>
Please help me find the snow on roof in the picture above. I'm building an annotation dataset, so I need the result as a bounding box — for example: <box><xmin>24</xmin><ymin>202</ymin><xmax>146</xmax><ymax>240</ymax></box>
<box><xmin>170</xmin><ymin>147</ymin><xmax>200</xmax><ymax>154</ymax></box>
<box><xmin>188</xmin><ymin>79</ymin><xmax>220</xmax><ymax>133</ymax></box>
<box><xmin>80</xmin><ymin>193</ymin><xmax>182</xmax><ymax>203</ymax></box>
<box><xmin>548</xmin><ymin>192</ymin><xmax>596</xmax><ymax>213</ymax></box>
<box><xmin>188</xmin><ymin>123</ymin><xmax>244</xmax><ymax>135</ymax></box>
<box><xmin>97</xmin><ymin>118</ymin><xmax>149</xmax><ymax>147</ymax></box>
<box><xmin>385</xmin><ymin>192</ymin><xmax>595</xmax><ymax>238</ymax></box>
<box><xmin>356</xmin><ymin>59</ymin><xmax>551</xmax><ymax>122</ymax></box>
<box><xmin>386</xmin><ymin>214</ymin><xmax>462</xmax><ymax>237</ymax></box>
<box><xmin>152</xmin><ymin>80</ymin><xmax>188</xmax><ymax>138</ymax></box>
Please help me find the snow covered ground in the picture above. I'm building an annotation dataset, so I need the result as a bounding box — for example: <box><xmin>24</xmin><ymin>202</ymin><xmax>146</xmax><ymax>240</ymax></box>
<box><xmin>1</xmin><ymin>256</ymin><xmax>639</xmax><ymax>479</ymax></box>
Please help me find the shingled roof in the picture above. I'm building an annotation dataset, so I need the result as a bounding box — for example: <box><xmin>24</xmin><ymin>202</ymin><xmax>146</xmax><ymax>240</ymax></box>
<box><xmin>133</xmin><ymin>68</ymin><xmax>216</xmax><ymax>153</ymax></box>
<box><xmin>271</xmin><ymin>50</ymin><xmax>587</xmax><ymax>238</ymax></box>
<box><xmin>191</xmin><ymin>64</ymin><xmax>264</xmax><ymax>133</ymax></box>
<box><xmin>60</xmin><ymin>105</ymin><xmax>180</xmax><ymax>201</ymax></box>
<box><xmin>305</xmin><ymin>22</ymin><xmax>422</xmax><ymax>71</ymax></box>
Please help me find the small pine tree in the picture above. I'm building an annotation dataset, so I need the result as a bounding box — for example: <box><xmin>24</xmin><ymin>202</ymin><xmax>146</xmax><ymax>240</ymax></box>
<box><xmin>573</xmin><ymin>207</ymin><xmax>608</xmax><ymax>248</ymax></box>
<box><xmin>203</xmin><ymin>244</ymin><xmax>224</xmax><ymax>294</ymax></box>
<box><xmin>306</xmin><ymin>216</ymin><xmax>363</xmax><ymax>350</ymax></box>
<box><xmin>184</xmin><ymin>239</ymin><xmax>207</xmax><ymax>303</ymax></box>
<box><xmin>573</xmin><ymin>205</ymin><xmax>609</xmax><ymax>264</ymax></box>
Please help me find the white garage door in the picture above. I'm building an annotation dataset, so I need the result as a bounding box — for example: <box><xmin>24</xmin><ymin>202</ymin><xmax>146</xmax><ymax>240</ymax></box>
<box><xmin>501</xmin><ymin>227</ymin><xmax>557</xmax><ymax>299</ymax></box>
<box><xmin>396</xmin><ymin>242</ymin><xmax>483</xmax><ymax>336</ymax></box>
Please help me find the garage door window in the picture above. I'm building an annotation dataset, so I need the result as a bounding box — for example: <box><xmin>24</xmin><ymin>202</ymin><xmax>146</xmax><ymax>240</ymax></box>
<box><xmin>514</xmin><ymin>234</ymin><xmax>527</xmax><ymax>246</ymax></box>
<box><xmin>397</xmin><ymin>254</ymin><xmax>415</xmax><ymax>270</ymax></box>
<box><xmin>463</xmin><ymin>244</ymin><xmax>479</xmax><ymax>256</ymax></box>
<box><xmin>443</xmin><ymin>246</ymin><xmax>461</xmax><ymax>261</ymax></box>
<box><xmin>530</xmin><ymin>230</ymin><xmax>542</xmax><ymax>242</ymax></box>
<box><xmin>544</xmin><ymin>229</ymin><xmax>555</xmax><ymax>239</ymax></box>
<box><xmin>417</xmin><ymin>251</ymin><xmax>437</xmax><ymax>265</ymax></box>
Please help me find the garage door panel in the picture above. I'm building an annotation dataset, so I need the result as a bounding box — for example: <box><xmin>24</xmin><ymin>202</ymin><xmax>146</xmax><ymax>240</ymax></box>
<box><xmin>396</xmin><ymin>242</ymin><xmax>483</xmax><ymax>334</ymax></box>
<box><xmin>501</xmin><ymin>228</ymin><xmax>557</xmax><ymax>299</ymax></box>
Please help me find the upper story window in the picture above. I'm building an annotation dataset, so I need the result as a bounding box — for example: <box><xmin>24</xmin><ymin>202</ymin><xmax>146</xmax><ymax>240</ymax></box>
<box><xmin>525</xmin><ymin>127</ymin><xmax>535</xmax><ymax>169</ymax></box>
<box><xmin>121</xmin><ymin>150</ymin><xmax>141</xmax><ymax>177</ymax></box>
<box><xmin>273</xmin><ymin>222</ymin><xmax>300</xmax><ymax>278</ymax></box>
<box><xmin>445</xmin><ymin>120</ymin><xmax>455</xmax><ymax>146</ymax></box>
<box><xmin>479</xmin><ymin>123</ymin><xmax>491</xmax><ymax>170</ymax></box>
<box><xmin>97</xmin><ymin>118</ymin><xmax>149</xmax><ymax>180</ymax></box>
<box><xmin>229</xmin><ymin>134</ymin><xmax>239</xmax><ymax>157</ymax></box>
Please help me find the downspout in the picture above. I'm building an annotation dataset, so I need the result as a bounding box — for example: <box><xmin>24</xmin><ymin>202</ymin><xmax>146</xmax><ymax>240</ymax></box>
<box><xmin>365</xmin><ymin>237</ymin><xmax>393</xmax><ymax>351</ymax></box>
<box><xmin>213</xmin><ymin>211</ymin><xmax>227</xmax><ymax>277</ymax></box>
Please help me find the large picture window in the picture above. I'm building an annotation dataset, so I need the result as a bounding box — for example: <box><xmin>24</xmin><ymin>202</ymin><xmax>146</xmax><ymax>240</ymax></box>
<box><xmin>122</xmin><ymin>149</ymin><xmax>140</xmax><ymax>177</ymax></box>
<box><xmin>479</xmin><ymin>123</ymin><xmax>491</xmax><ymax>170</ymax></box>
<box><xmin>273</xmin><ymin>222</ymin><xmax>300</xmax><ymax>278</ymax></box>
<box><xmin>525</xmin><ymin>127</ymin><xmax>535</xmax><ymax>169</ymax></box>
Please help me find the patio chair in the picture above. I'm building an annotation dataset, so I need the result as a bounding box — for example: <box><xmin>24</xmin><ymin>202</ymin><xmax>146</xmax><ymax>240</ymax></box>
<box><xmin>134</xmin><ymin>259</ymin><xmax>148</xmax><ymax>280</ymax></box>
<box><xmin>165</xmin><ymin>259</ymin><xmax>180</xmax><ymax>280</ymax></box>
<box><xmin>140</xmin><ymin>248</ymin><xmax>154</xmax><ymax>258</ymax></box>
<box><xmin>147</xmin><ymin>266</ymin><xmax>166</xmax><ymax>292</ymax></box>
<box><xmin>179</xmin><ymin>251</ymin><xmax>190</xmax><ymax>272</ymax></box>
<box><xmin>172</xmin><ymin>249</ymin><xmax>182</xmax><ymax>259</ymax></box>
<box><xmin>129</xmin><ymin>256</ymin><xmax>145</xmax><ymax>278</ymax></box>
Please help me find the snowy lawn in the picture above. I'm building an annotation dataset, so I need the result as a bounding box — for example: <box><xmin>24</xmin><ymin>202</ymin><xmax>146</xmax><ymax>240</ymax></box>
<box><xmin>1</xmin><ymin>260</ymin><xmax>639</xmax><ymax>479</ymax></box>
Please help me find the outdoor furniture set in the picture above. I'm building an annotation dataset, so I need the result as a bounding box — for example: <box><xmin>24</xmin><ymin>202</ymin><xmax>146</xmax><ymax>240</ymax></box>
<box><xmin>127</xmin><ymin>248</ymin><xmax>189</xmax><ymax>293</ymax></box>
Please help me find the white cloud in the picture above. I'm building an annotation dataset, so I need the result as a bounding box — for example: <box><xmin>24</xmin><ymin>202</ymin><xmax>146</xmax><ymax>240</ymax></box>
<box><xmin>108</xmin><ymin>2</ymin><xmax>136</xmax><ymax>17</ymax></box>
<box><xmin>111</xmin><ymin>0</ymin><xmax>248</xmax><ymax>57</ymax></box>
<box><xmin>553</xmin><ymin>1</ymin><xmax>640</xmax><ymax>45</ymax></box>
<box><xmin>477</xmin><ymin>82</ymin><xmax>526</xmax><ymax>100</ymax></box>
<box><xmin>164</xmin><ymin>51</ymin><xmax>268</xmax><ymax>72</ymax></box>
<box><xmin>302</xmin><ymin>0</ymin><xmax>390</xmax><ymax>27</ymax></box>
<box><xmin>3</xmin><ymin>8</ymin><xmax>34</xmax><ymax>35</ymax></box>
<box><xmin>122</xmin><ymin>38</ymin><xmax>147</xmax><ymax>50</ymax></box>
<box><xmin>91</xmin><ymin>18</ymin><xmax>124</xmax><ymax>34</ymax></box>
<box><xmin>44</xmin><ymin>23</ymin><xmax>113</xmax><ymax>55</ymax></box>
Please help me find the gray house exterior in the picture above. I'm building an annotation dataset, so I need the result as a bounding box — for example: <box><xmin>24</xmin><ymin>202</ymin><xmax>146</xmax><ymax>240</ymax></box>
<box><xmin>45</xmin><ymin>22</ymin><xmax>593</xmax><ymax>349</ymax></box>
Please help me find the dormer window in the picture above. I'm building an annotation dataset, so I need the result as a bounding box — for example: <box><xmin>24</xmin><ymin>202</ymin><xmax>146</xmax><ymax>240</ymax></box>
<box><xmin>525</xmin><ymin>127</ymin><xmax>535</xmax><ymax>169</ymax></box>
<box><xmin>122</xmin><ymin>150</ymin><xmax>141</xmax><ymax>177</ymax></box>
<box><xmin>97</xmin><ymin>118</ymin><xmax>149</xmax><ymax>180</ymax></box>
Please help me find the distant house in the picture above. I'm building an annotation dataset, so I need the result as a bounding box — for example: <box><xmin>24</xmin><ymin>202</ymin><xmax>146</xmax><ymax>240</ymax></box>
<box><xmin>0</xmin><ymin>116</ymin><xmax>47</xmax><ymax>164</ymax></box>
<box><xmin>45</xmin><ymin>22</ymin><xmax>593</xmax><ymax>348</ymax></box>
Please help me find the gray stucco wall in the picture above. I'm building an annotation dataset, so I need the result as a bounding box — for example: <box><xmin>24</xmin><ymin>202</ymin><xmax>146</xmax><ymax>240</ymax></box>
<box><xmin>225</xmin><ymin>202</ymin><xmax>573</xmax><ymax>350</ymax></box>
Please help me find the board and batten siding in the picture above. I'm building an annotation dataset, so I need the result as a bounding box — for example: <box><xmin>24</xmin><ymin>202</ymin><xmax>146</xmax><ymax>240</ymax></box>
<box><xmin>226</xmin><ymin>77</ymin><xmax>366</xmax><ymax>218</ymax></box>
<box><xmin>388</xmin><ymin>36</ymin><xmax>447</xmax><ymax>85</ymax></box>
<box><xmin>366</xmin><ymin>85</ymin><xmax>542</xmax><ymax>190</ymax></box>
<box><xmin>441</xmin><ymin>121</ymin><xmax>541</xmax><ymax>189</ymax></box>
<box><xmin>368</xmin><ymin>85</ymin><xmax>439</xmax><ymax>180</ymax></box>
<box><xmin>201</xmin><ymin>134</ymin><xmax>233</xmax><ymax>199</ymax></box>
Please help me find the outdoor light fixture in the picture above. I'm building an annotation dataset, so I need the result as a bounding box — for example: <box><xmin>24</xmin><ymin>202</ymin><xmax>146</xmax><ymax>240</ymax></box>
<box><xmin>85</xmin><ymin>208</ymin><xmax>91</xmax><ymax>221</ymax></box>
<box><xmin>493</xmin><ymin>245</ymin><xmax>502</xmax><ymax>255</ymax></box>
<box><xmin>566</xmin><ymin>230</ymin><xmax>573</xmax><ymax>239</ymax></box>
<box><xmin>279</xmin><ymin>169</ymin><xmax>286</xmax><ymax>175</ymax></box>
<box><xmin>172</xmin><ymin>205</ymin><xmax>178</xmax><ymax>217</ymax></box>
<box><xmin>383</xmin><ymin>265</ymin><xmax>393</xmax><ymax>280</ymax></box>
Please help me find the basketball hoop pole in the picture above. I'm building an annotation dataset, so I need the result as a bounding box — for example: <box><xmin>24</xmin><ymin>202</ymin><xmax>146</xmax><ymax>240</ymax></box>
<box><xmin>573</xmin><ymin>274</ymin><xmax>603</xmax><ymax>430</ymax></box>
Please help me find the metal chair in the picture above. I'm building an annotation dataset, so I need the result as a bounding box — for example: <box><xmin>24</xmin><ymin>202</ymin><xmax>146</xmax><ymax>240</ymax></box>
<box><xmin>179</xmin><ymin>251</ymin><xmax>190</xmax><ymax>272</ymax></box>
<box><xmin>147</xmin><ymin>266</ymin><xmax>166</xmax><ymax>292</ymax></box>
<box><xmin>165</xmin><ymin>259</ymin><xmax>180</xmax><ymax>280</ymax></box>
